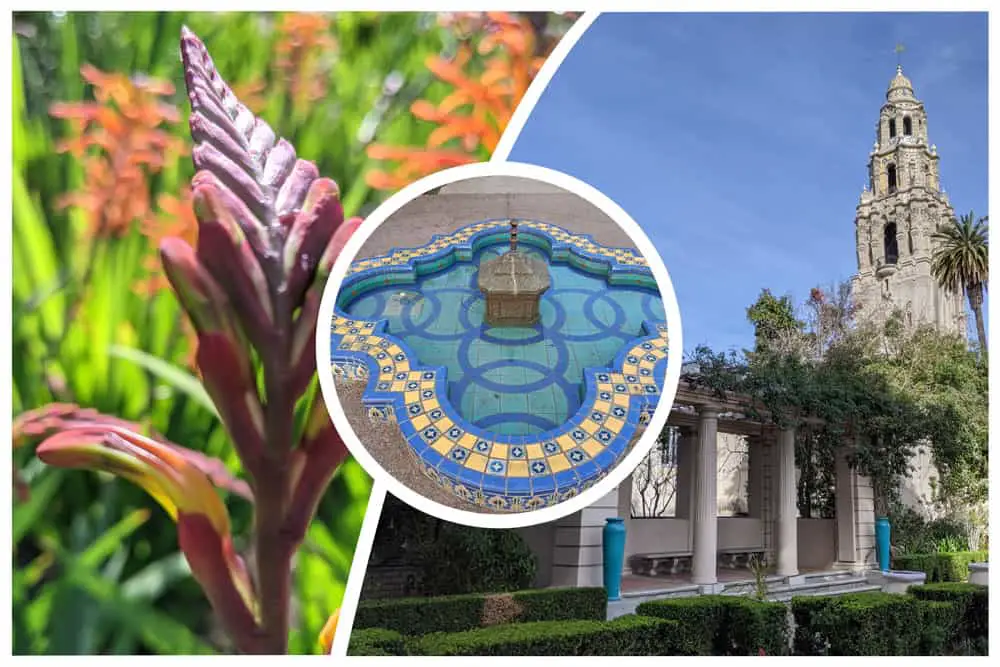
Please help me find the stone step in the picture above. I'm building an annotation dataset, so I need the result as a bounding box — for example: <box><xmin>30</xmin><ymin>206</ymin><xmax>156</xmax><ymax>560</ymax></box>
<box><xmin>768</xmin><ymin>581</ymin><xmax>881</xmax><ymax>603</ymax></box>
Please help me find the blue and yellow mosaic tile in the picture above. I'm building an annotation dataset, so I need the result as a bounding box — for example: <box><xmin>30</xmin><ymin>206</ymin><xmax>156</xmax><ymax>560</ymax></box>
<box><xmin>331</xmin><ymin>220</ymin><xmax>669</xmax><ymax>512</ymax></box>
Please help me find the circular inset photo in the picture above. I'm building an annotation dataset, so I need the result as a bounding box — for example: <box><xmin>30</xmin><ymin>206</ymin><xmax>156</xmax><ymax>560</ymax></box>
<box><xmin>316</xmin><ymin>163</ymin><xmax>681</xmax><ymax>527</ymax></box>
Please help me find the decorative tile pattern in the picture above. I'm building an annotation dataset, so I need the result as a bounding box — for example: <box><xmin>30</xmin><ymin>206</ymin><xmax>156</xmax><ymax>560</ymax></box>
<box><xmin>331</xmin><ymin>220</ymin><xmax>669</xmax><ymax>512</ymax></box>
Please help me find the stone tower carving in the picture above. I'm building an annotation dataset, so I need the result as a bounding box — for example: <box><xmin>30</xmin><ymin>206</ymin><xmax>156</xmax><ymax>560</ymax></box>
<box><xmin>851</xmin><ymin>66</ymin><xmax>967</xmax><ymax>336</ymax></box>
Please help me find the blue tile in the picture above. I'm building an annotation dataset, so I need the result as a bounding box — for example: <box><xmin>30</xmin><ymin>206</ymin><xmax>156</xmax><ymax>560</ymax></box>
<box><xmin>506</xmin><ymin>476</ymin><xmax>531</xmax><ymax>495</ymax></box>
<box><xmin>482</xmin><ymin>473</ymin><xmax>506</xmax><ymax>495</ymax></box>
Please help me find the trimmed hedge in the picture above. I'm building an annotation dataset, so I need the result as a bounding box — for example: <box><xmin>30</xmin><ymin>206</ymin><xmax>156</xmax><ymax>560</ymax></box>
<box><xmin>413</xmin><ymin>615</ymin><xmax>680</xmax><ymax>656</ymax></box>
<box><xmin>636</xmin><ymin>595</ymin><xmax>789</xmax><ymax>655</ymax></box>
<box><xmin>910</xmin><ymin>583</ymin><xmax>989</xmax><ymax>654</ymax></box>
<box><xmin>892</xmin><ymin>551</ymin><xmax>988</xmax><ymax>582</ymax></box>
<box><xmin>347</xmin><ymin>628</ymin><xmax>407</xmax><ymax>656</ymax></box>
<box><xmin>353</xmin><ymin>587</ymin><xmax>606</xmax><ymax>636</ymax></box>
<box><xmin>790</xmin><ymin>591</ymin><xmax>974</xmax><ymax>655</ymax></box>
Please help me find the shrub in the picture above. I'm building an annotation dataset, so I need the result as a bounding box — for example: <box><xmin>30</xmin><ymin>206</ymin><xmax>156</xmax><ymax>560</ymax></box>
<box><xmin>636</xmin><ymin>595</ymin><xmax>789</xmax><ymax>655</ymax></box>
<box><xmin>791</xmin><ymin>592</ymin><xmax>932</xmax><ymax>655</ymax></box>
<box><xmin>512</xmin><ymin>587</ymin><xmax>607</xmax><ymax>623</ymax></box>
<box><xmin>353</xmin><ymin>587</ymin><xmax>606</xmax><ymax>636</ymax></box>
<box><xmin>347</xmin><ymin>628</ymin><xmax>407</xmax><ymax>656</ymax></box>
<box><xmin>370</xmin><ymin>498</ymin><xmax>538</xmax><ymax>596</ymax></box>
<box><xmin>413</xmin><ymin>615</ymin><xmax>680</xmax><ymax>656</ymax></box>
<box><xmin>893</xmin><ymin>551</ymin><xmax>988</xmax><ymax>582</ymax></box>
<box><xmin>910</xmin><ymin>583</ymin><xmax>988</xmax><ymax>654</ymax></box>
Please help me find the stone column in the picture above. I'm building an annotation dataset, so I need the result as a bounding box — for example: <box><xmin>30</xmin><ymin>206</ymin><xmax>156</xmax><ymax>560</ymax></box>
<box><xmin>834</xmin><ymin>448</ymin><xmax>859</xmax><ymax>564</ymax></box>
<box><xmin>675</xmin><ymin>427</ymin><xmax>695</xmax><ymax>519</ymax></box>
<box><xmin>691</xmin><ymin>408</ymin><xmax>719</xmax><ymax>585</ymax></box>
<box><xmin>776</xmin><ymin>427</ymin><xmax>799</xmax><ymax>577</ymax></box>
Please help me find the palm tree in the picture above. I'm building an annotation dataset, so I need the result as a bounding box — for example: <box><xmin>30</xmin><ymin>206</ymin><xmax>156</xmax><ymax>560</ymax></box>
<box><xmin>931</xmin><ymin>211</ymin><xmax>989</xmax><ymax>354</ymax></box>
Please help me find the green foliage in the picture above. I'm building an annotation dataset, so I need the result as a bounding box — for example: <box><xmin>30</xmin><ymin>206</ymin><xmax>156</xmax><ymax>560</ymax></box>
<box><xmin>347</xmin><ymin>628</ymin><xmax>407</xmax><ymax>656</ymax></box>
<box><xmin>790</xmin><ymin>591</ymin><xmax>981</xmax><ymax>656</ymax></box>
<box><xmin>636</xmin><ymin>595</ymin><xmax>789</xmax><ymax>656</ymax></box>
<box><xmin>352</xmin><ymin>587</ymin><xmax>606</xmax><ymax>637</ymax></box>
<box><xmin>931</xmin><ymin>211</ymin><xmax>989</xmax><ymax>353</ymax></box>
<box><xmin>420</xmin><ymin>523</ymin><xmax>538</xmax><ymax>595</ymax></box>
<box><xmin>889</xmin><ymin>503</ymin><xmax>971</xmax><ymax>553</ymax></box>
<box><xmin>690</xmin><ymin>305</ymin><xmax>987</xmax><ymax>514</ymax></box>
<box><xmin>910</xmin><ymin>583</ymin><xmax>989</xmax><ymax>653</ymax></box>
<box><xmin>368</xmin><ymin>495</ymin><xmax>537</xmax><ymax>595</ymax></box>
<box><xmin>512</xmin><ymin>587</ymin><xmax>608</xmax><ymax>623</ymax></box>
<box><xmin>411</xmin><ymin>615</ymin><xmax>680</xmax><ymax>656</ymax></box>
<box><xmin>892</xmin><ymin>551</ymin><xmax>988</xmax><ymax>583</ymax></box>
<box><xmin>746</xmin><ymin>288</ymin><xmax>803</xmax><ymax>350</ymax></box>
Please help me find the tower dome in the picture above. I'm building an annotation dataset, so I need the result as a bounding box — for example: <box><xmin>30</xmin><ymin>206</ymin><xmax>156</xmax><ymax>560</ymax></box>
<box><xmin>887</xmin><ymin>65</ymin><xmax>916</xmax><ymax>101</ymax></box>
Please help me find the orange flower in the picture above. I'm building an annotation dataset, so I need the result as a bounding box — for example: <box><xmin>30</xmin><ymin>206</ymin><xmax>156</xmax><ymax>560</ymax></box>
<box><xmin>138</xmin><ymin>189</ymin><xmax>199</xmax><ymax>295</ymax></box>
<box><xmin>319</xmin><ymin>608</ymin><xmax>340</xmax><ymax>654</ymax></box>
<box><xmin>365</xmin><ymin>12</ymin><xmax>548</xmax><ymax>191</ymax></box>
<box><xmin>275</xmin><ymin>13</ymin><xmax>336</xmax><ymax>109</ymax></box>
<box><xmin>50</xmin><ymin>65</ymin><xmax>187</xmax><ymax>238</ymax></box>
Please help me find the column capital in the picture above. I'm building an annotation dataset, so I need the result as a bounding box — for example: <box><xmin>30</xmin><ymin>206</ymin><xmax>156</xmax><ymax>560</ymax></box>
<box><xmin>697</xmin><ymin>406</ymin><xmax>721</xmax><ymax>421</ymax></box>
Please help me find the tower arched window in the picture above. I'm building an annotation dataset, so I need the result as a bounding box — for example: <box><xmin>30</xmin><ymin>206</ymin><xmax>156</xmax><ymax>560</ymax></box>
<box><xmin>889</xmin><ymin>118</ymin><xmax>897</xmax><ymax>138</ymax></box>
<box><xmin>884</xmin><ymin>222</ymin><xmax>899</xmax><ymax>265</ymax></box>
<box><xmin>887</xmin><ymin>163</ymin><xmax>897</xmax><ymax>193</ymax></box>
<box><xmin>903</xmin><ymin>116</ymin><xmax>913</xmax><ymax>135</ymax></box>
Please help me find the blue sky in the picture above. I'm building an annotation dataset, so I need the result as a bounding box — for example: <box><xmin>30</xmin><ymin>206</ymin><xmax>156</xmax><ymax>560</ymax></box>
<box><xmin>509</xmin><ymin>12</ymin><xmax>989</xmax><ymax>354</ymax></box>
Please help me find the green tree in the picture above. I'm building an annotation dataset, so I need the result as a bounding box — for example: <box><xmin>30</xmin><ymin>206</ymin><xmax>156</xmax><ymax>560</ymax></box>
<box><xmin>746</xmin><ymin>288</ymin><xmax>803</xmax><ymax>354</ymax></box>
<box><xmin>931</xmin><ymin>211</ymin><xmax>989</xmax><ymax>355</ymax></box>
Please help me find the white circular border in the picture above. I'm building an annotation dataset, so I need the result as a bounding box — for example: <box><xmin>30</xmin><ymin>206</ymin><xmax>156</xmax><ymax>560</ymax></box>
<box><xmin>316</xmin><ymin>161</ymin><xmax>682</xmax><ymax>529</ymax></box>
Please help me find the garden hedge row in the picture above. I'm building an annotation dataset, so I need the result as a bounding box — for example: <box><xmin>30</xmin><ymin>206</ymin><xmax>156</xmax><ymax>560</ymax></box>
<box><xmin>352</xmin><ymin>587</ymin><xmax>607</xmax><ymax>636</ymax></box>
<box><xmin>892</xmin><ymin>550</ymin><xmax>988</xmax><ymax>582</ymax></box>
<box><xmin>412</xmin><ymin>615</ymin><xmax>679</xmax><ymax>656</ymax></box>
<box><xmin>347</xmin><ymin>628</ymin><xmax>407</xmax><ymax>656</ymax></box>
<box><xmin>791</xmin><ymin>586</ymin><xmax>988</xmax><ymax>656</ymax></box>
<box><xmin>635</xmin><ymin>595</ymin><xmax>789</xmax><ymax>655</ymax></box>
<box><xmin>910</xmin><ymin>583</ymin><xmax>989</xmax><ymax>654</ymax></box>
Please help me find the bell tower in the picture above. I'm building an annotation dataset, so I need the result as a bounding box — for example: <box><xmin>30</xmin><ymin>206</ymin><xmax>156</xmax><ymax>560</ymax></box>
<box><xmin>851</xmin><ymin>65</ymin><xmax>967</xmax><ymax>336</ymax></box>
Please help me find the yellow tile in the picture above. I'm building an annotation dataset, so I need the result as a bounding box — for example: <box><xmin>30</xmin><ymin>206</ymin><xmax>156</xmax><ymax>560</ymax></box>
<box><xmin>583</xmin><ymin>439</ymin><xmax>604</xmax><ymax>458</ymax></box>
<box><xmin>387</xmin><ymin>345</ymin><xmax>402</xmax><ymax>356</ymax></box>
<box><xmin>421</xmin><ymin>380</ymin><xmax>436</xmax><ymax>390</ymax></box>
<box><xmin>410</xmin><ymin>414</ymin><xmax>430</xmax><ymax>430</ymax></box>
<box><xmin>404</xmin><ymin>391</ymin><xmax>420</xmax><ymax>405</ymax></box>
<box><xmin>465</xmin><ymin>453</ymin><xmax>488</xmax><ymax>472</ymax></box>
<box><xmin>508</xmin><ymin>460</ymin><xmax>529</xmax><ymax>477</ymax></box>
<box><xmin>390</xmin><ymin>381</ymin><xmax>406</xmax><ymax>392</ymax></box>
<box><xmin>431</xmin><ymin>438</ymin><xmax>452</xmax><ymax>455</ymax></box>
<box><xmin>437</xmin><ymin>417</ymin><xmax>454</xmax><ymax>431</ymax></box>
<box><xmin>623</xmin><ymin>364</ymin><xmax>638</xmax><ymax>376</ymax></box>
<box><xmin>593</xmin><ymin>400</ymin><xmax>611</xmax><ymax>414</ymax></box>
<box><xmin>423</xmin><ymin>399</ymin><xmax>440</xmax><ymax>411</ymax></box>
<box><xmin>629</xmin><ymin>384</ymin><xmax>644</xmax><ymax>394</ymax></box>
<box><xmin>396</xmin><ymin>361</ymin><xmax>410</xmax><ymax>372</ymax></box>
<box><xmin>547</xmin><ymin>453</ymin><xmax>571</xmax><ymax>472</ymax></box>
<box><xmin>580</xmin><ymin>419</ymin><xmax>600</xmax><ymax>435</ymax></box>
<box><xmin>614</xmin><ymin>394</ymin><xmax>630</xmax><ymax>406</ymax></box>
<box><xmin>556</xmin><ymin>434</ymin><xmax>577</xmax><ymax>451</ymax></box>
<box><xmin>597</xmin><ymin>383</ymin><xmax>613</xmax><ymax>393</ymax></box>
<box><xmin>491</xmin><ymin>443</ymin><xmax>509</xmax><ymax>459</ymax></box>
<box><xmin>604</xmin><ymin>417</ymin><xmax>625</xmax><ymax>433</ymax></box>
<box><xmin>459</xmin><ymin>433</ymin><xmax>477</xmax><ymax>447</ymax></box>
<box><xmin>525</xmin><ymin>444</ymin><xmax>544</xmax><ymax>459</ymax></box>
<box><xmin>409</xmin><ymin>371</ymin><xmax>425</xmax><ymax>381</ymax></box>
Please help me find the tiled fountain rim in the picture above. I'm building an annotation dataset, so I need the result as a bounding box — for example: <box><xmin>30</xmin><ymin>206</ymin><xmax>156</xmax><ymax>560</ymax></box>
<box><xmin>330</xmin><ymin>219</ymin><xmax>669</xmax><ymax>512</ymax></box>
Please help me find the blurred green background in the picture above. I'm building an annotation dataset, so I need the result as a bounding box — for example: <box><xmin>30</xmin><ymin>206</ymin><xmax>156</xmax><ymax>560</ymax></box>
<box><xmin>11</xmin><ymin>11</ymin><xmax>470</xmax><ymax>655</ymax></box>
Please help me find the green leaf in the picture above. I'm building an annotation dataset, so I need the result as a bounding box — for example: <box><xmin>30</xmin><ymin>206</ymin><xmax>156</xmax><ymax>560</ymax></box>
<box><xmin>108</xmin><ymin>344</ymin><xmax>219</xmax><ymax>417</ymax></box>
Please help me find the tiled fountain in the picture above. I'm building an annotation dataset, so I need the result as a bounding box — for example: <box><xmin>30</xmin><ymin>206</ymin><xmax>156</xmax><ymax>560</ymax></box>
<box><xmin>330</xmin><ymin>219</ymin><xmax>670</xmax><ymax>512</ymax></box>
